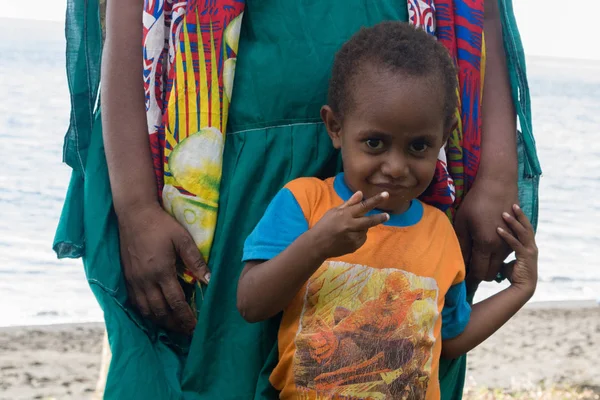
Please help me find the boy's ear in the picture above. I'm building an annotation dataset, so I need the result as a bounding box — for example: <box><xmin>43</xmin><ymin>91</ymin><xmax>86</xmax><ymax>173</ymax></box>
<box><xmin>321</xmin><ymin>105</ymin><xmax>342</xmax><ymax>149</ymax></box>
<box><xmin>443</xmin><ymin>113</ymin><xmax>459</xmax><ymax>143</ymax></box>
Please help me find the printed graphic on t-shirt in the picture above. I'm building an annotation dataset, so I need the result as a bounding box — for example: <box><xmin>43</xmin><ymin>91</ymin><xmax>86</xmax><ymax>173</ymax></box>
<box><xmin>293</xmin><ymin>261</ymin><xmax>439</xmax><ymax>399</ymax></box>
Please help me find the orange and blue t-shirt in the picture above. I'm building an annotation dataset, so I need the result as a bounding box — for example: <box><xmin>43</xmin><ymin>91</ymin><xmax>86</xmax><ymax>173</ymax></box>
<box><xmin>243</xmin><ymin>174</ymin><xmax>471</xmax><ymax>399</ymax></box>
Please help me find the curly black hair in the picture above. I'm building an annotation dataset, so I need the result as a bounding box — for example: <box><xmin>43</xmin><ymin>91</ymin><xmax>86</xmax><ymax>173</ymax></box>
<box><xmin>328</xmin><ymin>21</ymin><xmax>458</xmax><ymax>128</ymax></box>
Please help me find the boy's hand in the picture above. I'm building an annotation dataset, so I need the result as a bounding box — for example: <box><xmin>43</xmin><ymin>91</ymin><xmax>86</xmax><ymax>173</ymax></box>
<box><xmin>496</xmin><ymin>204</ymin><xmax>538</xmax><ymax>295</ymax></box>
<box><xmin>310</xmin><ymin>191</ymin><xmax>390</xmax><ymax>259</ymax></box>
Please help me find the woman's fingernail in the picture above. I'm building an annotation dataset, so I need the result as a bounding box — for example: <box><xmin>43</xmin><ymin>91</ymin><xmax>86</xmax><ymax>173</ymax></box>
<box><xmin>514</xmin><ymin>204</ymin><xmax>521</xmax><ymax>211</ymax></box>
<box><xmin>204</xmin><ymin>273</ymin><xmax>211</xmax><ymax>283</ymax></box>
<box><xmin>381</xmin><ymin>192</ymin><xmax>389</xmax><ymax>198</ymax></box>
<box><xmin>502</xmin><ymin>212</ymin><xmax>510</xmax><ymax>218</ymax></box>
<box><xmin>384</xmin><ymin>213</ymin><xmax>390</xmax><ymax>221</ymax></box>
<box><xmin>497</xmin><ymin>227</ymin><xmax>504</xmax><ymax>233</ymax></box>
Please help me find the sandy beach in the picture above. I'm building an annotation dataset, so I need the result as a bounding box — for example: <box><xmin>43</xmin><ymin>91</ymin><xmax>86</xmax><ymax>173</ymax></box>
<box><xmin>1</xmin><ymin>302</ymin><xmax>598</xmax><ymax>400</ymax></box>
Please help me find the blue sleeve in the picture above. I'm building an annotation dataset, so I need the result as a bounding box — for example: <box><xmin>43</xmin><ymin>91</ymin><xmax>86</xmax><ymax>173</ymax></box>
<box><xmin>441</xmin><ymin>281</ymin><xmax>471</xmax><ymax>340</ymax></box>
<box><xmin>242</xmin><ymin>188</ymin><xmax>309</xmax><ymax>262</ymax></box>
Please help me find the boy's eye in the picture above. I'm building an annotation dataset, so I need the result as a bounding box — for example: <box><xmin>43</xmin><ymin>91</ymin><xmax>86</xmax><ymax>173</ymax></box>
<box><xmin>410</xmin><ymin>141</ymin><xmax>428</xmax><ymax>153</ymax></box>
<box><xmin>365</xmin><ymin>139</ymin><xmax>384</xmax><ymax>150</ymax></box>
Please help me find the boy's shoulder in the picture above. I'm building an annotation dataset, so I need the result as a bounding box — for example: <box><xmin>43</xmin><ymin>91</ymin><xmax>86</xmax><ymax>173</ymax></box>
<box><xmin>419</xmin><ymin>203</ymin><xmax>464</xmax><ymax>262</ymax></box>
<box><xmin>421</xmin><ymin>202</ymin><xmax>450</xmax><ymax>221</ymax></box>
<box><xmin>284</xmin><ymin>176</ymin><xmax>334</xmax><ymax>192</ymax></box>
<box><xmin>283</xmin><ymin>176</ymin><xmax>338</xmax><ymax>217</ymax></box>
<box><xmin>420</xmin><ymin>202</ymin><xmax>456</xmax><ymax>234</ymax></box>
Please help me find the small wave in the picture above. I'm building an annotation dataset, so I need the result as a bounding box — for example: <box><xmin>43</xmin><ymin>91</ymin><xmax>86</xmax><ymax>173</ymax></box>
<box><xmin>546</xmin><ymin>276</ymin><xmax>574</xmax><ymax>283</ymax></box>
<box><xmin>541</xmin><ymin>276</ymin><xmax>600</xmax><ymax>283</ymax></box>
<box><xmin>35</xmin><ymin>311</ymin><xmax>60</xmax><ymax>317</ymax></box>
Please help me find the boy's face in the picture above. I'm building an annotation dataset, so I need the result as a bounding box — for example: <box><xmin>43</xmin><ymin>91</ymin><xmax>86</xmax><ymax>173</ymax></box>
<box><xmin>322</xmin><ymin>64</ymin><xmax>448</xmax><ymax>214</ymax></box>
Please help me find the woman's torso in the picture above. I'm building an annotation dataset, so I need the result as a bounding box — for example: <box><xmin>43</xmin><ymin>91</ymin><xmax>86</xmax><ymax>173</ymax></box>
<box><xmin>227</xmin><ymin>0</ymin><xmax>409</xmax><ymax>133</ymax></box>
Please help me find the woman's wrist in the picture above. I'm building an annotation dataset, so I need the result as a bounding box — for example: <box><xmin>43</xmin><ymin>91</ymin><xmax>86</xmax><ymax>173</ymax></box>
<box><xmin>476</xmin><ymin>155</ymin><xmax>518</xmax><ymax>185</ymax></box>
<box><xmin>113</xmin><ymin>194</ymin><xmax>162</xmax><ymax>222</ymax></box>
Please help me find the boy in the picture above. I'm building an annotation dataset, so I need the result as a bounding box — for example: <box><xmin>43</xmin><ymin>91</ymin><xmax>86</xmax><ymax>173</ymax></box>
<box><xmin>237</xmin><ymin>22</ymin><xmax>537</xmax><ymax>399</ymax></box>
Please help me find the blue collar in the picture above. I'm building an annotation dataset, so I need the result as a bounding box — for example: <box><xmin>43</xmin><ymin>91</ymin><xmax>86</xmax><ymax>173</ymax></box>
<box><xmin>333</xmin><ymin>173</ymin><xmax>423</xmax><ymax>227</ymax></box>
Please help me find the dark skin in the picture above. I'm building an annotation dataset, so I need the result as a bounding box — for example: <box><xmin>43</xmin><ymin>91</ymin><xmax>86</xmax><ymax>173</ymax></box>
<box><xmin>330</xmin><ymin>68</ymin><xmax>448</xmax><ymax>215</ymax></box>
<box><xmin>237</xmin><ymin>191</ymin><xmax>391</xmax><ymax>323</ymax></box>
<box><xmin>455</xmin><ymin>0</ymin><xmax>519</xmax><ymax>292</ymax></box>
<box><xmin>102</xmin><ymin>0</ymin><xmax>210</xmax><ymax>335</ymax></box>
<box><xmin>443</xmin><ymin>205</ymin><xmax>538</xmax><ymax>358</ymax></box>
<box><xmin>105</xmin><ymin>0</ymin><xmax>519</xmax><ymax>333</ymax></box>
<box><xmin>237</xmin><ymin>68</ymin><xmax>446</xmax><ymax>323</ymax></box>
<box><xmin>237</xmin><ymin>66</ymin><xmax>538</xmax><ymax>358</ymax></box>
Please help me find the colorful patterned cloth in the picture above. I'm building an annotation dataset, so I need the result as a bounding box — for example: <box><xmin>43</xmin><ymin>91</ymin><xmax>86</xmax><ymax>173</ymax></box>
<box><xmin>143</xmin><ymin>1</ymin><xmax>244</xmax><ymax>270</ymax></box>
<box><xmin>53</xmin><ymin>1</ymin><xmax>539</xmax><ymax>399</ymax></box>
<box><xmin>409</xmin><ymin>0</ymin><xmax>485</xmax><ymax>216</ymax></box>
<box><xmin>142</xmin><ymin>0</ymin><xmax>485</xmax><ymax>283</ymax></box>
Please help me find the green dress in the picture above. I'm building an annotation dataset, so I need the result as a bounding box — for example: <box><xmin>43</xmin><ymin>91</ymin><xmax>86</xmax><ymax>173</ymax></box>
<box><xmin>54</xmin><ymin>1</ymin><xmax>540</xmax><ymax>399</ymax></box>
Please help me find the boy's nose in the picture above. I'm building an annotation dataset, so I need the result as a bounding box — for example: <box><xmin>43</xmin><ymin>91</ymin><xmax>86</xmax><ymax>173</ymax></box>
<box><xmin>381</xmin><ymin>155</ymin><xmax>410</xmax><ymax>179</ymax></box>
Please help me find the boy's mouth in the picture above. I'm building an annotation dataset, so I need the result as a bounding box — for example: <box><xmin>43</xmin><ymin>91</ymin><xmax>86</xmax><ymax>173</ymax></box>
<box><xmin>372</xmin><ymin>182</ymin><xmax>410</xmax><ymax>194</ymax></box>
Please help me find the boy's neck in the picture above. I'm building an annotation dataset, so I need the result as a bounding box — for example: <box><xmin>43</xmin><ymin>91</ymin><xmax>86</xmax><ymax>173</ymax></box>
<box><xmin>333</xmin><ymin>173</ymin><xmax>423</xmax><ymax>227</ymax></box>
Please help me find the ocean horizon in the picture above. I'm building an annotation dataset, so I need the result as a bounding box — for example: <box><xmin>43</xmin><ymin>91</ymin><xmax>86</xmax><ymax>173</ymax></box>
<box><xmin>0</xmin><ymin>18</ymin><xmax>598</xmax><ymax>327</ymax></box>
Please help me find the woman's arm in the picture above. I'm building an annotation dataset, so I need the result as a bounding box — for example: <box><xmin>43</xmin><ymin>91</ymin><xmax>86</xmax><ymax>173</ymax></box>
<box><xmin>454</xmin><ymin>0</ymin><xmax>520</xmax><ymax>291</ymax></box>
<box><xmin>479</xmin><ymin>0</ymin><xmax>518</xmax><ymax>184</ymax></box>
<box><xmin>102</xmin><ymin>0</ymin><xmax>157</xmax><ymax>214</ymax></box>
<box><xmin>102</xmin><ymin>0</ymin><xmax>209</xmax><ymax>334</ymax></box>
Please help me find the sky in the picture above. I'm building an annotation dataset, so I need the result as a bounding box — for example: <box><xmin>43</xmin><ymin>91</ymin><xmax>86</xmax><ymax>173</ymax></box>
<box><xmin>0</xmin><ymin>0</ymin><xmax>598</xmax><ymax>60</ymax></box>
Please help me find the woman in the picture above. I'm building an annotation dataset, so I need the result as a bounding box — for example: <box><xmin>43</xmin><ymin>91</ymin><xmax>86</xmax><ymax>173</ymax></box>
<box><xmin>55</xmin><ymin>0</ymin><xmax>541</xmax><ymax>399</ymax></box>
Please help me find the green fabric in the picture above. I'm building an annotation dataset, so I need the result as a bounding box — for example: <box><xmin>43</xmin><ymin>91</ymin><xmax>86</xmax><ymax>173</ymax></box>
<box><xmin>500</xmin><ymin>0</ymin><xmax>542</xmax><ymax>178</ymax></box>
<box><xmin>182</xmin><ymin>2</ymin><xmax>406</xmax><ymax>397</ymax></box>
<box><xmin>226</xmin><ymin>1</ymin><xmax>408</xmax><ymax>133</ymax></box>
<box><xmin>183</xmin><ymin>126</ymin><xmax>340</xmax><ymax>398</ymax></box>
<box><xmin>53</xmin><ymin>1</ymin><xmax>540</xmax><ymax>399</ymax></box>
<box><xmin>62</xmin><ymin>0</ymin><xmax>102</xmax><ymax>175</ymax></box>
<box><xmin>76</xmin><ymin>111</ymin><xmax>191</xmax><ymax>399</ymax></box>
<box><xmin>439</xmin><ymin>357</ymin><xmax>467</xmax><ymax>400</ymax></box>
<box><xmin>499</xmin><ymin>0</ymin><xmax>541</xmax><ymax>231</ymax></box>
<box><xmin>53</xmin><ymin>0</ymin><xmax>103</xmax><ymax>258</ymax></box>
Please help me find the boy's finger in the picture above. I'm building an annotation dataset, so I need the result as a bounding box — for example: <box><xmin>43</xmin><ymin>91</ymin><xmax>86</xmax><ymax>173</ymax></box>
<box><xmin>353</xmin><ymin>213</ymin><xmax>390</xmax><ymax>230</ymax></box>
<box><xmin>501</xmin><ymin>211</ymin><xmax>529</xmax><ymax>244</ymax></box>
<box><xmin>496</xmin><ymin>226</ymin><xmax>522</xmax><ymax>252</ymax></box>
<box><xmin>339</xmin><ymin>191</ymin><xmax>363</xmax><ymax>209</ymax></box>
<box><xmin>513</xmin><ymin>204</ymin><xmax>535</xmax><ymax>236</ymax></box>
<box><xmin>350</xmin><ymin>191</ymin><xmax>389</xmax><ymax>217</ymax></box>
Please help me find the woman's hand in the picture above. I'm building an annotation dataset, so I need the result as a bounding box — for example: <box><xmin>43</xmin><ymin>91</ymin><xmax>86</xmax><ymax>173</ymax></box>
<box><xmin>454</xmin><ymin>178</ymin><xmax>519</xmax><ymax>292</ymax></box>
<box><xmin>497</xmin><ymin>204</ymin><xmax>538</xmax><ymax>295</ymax></box>
<box><xmin>118</xmin><ymin>203</ymin><xmax>210</xmax><ymax>335</ymax></box>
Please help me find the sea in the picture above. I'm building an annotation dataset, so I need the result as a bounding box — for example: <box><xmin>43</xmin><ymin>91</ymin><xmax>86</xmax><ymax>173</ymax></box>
<box><xmin>0</xmin><ymin>18</ymin><xmax>598</xmax><ymax>327</ymax></box>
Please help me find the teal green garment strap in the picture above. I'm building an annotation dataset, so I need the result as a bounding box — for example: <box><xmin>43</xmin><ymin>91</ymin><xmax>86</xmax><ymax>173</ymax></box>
<box><xmin>498</xmin><ymin>0</ymin><xmax>542</xmax><ymax>178</ymax></box>
<box><xmin>63</xmin><ymin>0</ymin><xmax>103</xmax><ymax>176</ymax></box>
<box><xmin>54</xmin><ymin>0</ymin><xmax>103</xmax><ymax>259</ymax></box>
<box><xmin>53</xmin><ymin>170</ymin><xmax>85</xmax><ymax>258</ymax></box>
